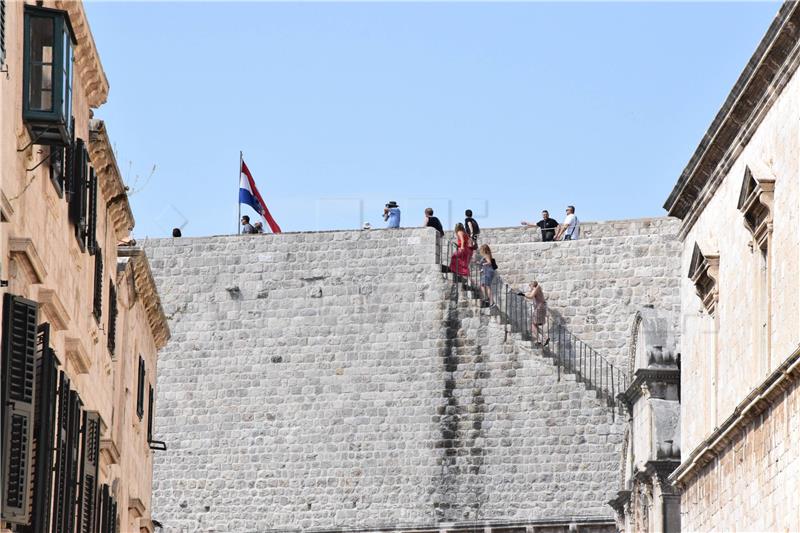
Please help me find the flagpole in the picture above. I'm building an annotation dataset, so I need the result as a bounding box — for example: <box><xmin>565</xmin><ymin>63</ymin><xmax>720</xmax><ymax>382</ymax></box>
<box><xmin>237</xmin><ymin>151</ymin><xmax>242</xmax><ymax>235</ymax></box>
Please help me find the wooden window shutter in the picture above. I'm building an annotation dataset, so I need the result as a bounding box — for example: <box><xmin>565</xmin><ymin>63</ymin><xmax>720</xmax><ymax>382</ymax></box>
<box><xmin>95</xmin><ymin>484</ymin><xmax>116</xmax><ymax>533</ymax></box>
<box><xmin>93</xmin><ymin>249</ymin><xmax>103</xmax><ymax>320</ymax></box>
<box><xmin>17</xmin><ymin>324</ymin><xmax>59</xmax><ymax>533</ymax></box>
<box><xmin>77</xmin><ymin>411</ymin><xmax>100</xmax><ymax>533</ymax></box>
<box><xmin>95</xmin><ymin>484</ymin><xmax>108</xmax><ymax>533</ymax></box>
<box><xmin>52</xmin><ymin>372</ymin><xmax>74</xmax><ymax>533</ymax></box>
<box><xmin>136</xmin><ymin>357</ymin><xmax>145</xmax><ymax>420</ymax></box>
<box><xmin>69</xmin><ymin>139</ymin><xmax>89</xmax><ymax>249</ymax></box>
<box><xmin>107</xmin><ymin>283</ymin><xmax>117</xmax><ymax>356</ymax></box>
<box><xmin>64</xmin><ymin>127</ymin><xmax>75</xmax><ymax>198</ymax></box>
<box><xmin>63</xmin><ymin>390</ymin><xmax>82</xmax><ymax>533</ymax></box>
<box><xmin>1</xmin><ymin>0</ymin><xmax>6</xmax><ymax>66</ymax></box>
<box><xmin>110</xmin><ymin>499</ymin><xmax>118</xmax><ymax>533</ymax></box>
<box><xmin>87</xmin><ymin>167</ymin><xmax>98</xmax><ymax>255</ymax></box>
<box><xmin>1</xmin><ymin>294</ymin><xmax>39</xmax><ymax>525</ymax></box>
<box><xmin>147</xmin><ymin>385</ymin><xmax>154</xmax><ymax>442</ymax></box>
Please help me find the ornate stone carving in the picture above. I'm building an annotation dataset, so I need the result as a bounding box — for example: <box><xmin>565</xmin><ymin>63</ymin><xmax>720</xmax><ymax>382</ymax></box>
<box><xmin>88</xmin><ymin>120</ymin><xmax>135</xmax><ymax>241</ymax></box>
<box><xmin>118</xmin><ymin>247</ymin><xmax>170</xmax><ymax>350</ymax></box>
<box><xmin>737</xmin><ymin>163</ymin><xmax>775</xmax><ymax>246</ymax></box>
<box><xmin>688</xmin><ymin>243</ymin><xmax>719</xmax><ymax>315</ymax></box>
<box><xmin>55</xmin><ymin>1</ymin><xmax>110</xmax><ymax>109</ymax></box>
<box><xmin>9</xmin><ymin>237</ymin><xmax>47</xmax><ymax>284</ymax></box>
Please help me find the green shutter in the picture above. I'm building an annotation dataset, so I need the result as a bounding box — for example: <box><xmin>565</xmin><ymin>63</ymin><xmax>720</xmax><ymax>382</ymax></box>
<box><xmin>1</xmin><ymin>294</ymin><xmax>39</xmax><ymax>525</ymax></box>
<box><xmin>87</xmin><ymin>167</ymin><xmax>98</xmax><ymax>254</ymax></box>
<box><xmin>0</xmin><ymin>0</ymin><xmax>6</xmax><ymax>66</ymax></box>
<box><xmin>93</xmin><ymin>248</ymin><xmax>103</xmax><ymax>320</ymax></box>
<box><xmin>69</xmin><ymin>139</ymin><xmax>89</xmax><ymax>249</ymax></box>
<box><xmin>52</xmin><ymin>372</ymin><xmax>71</xmax><ymax>532</ymax></box>
<box><xmin>21</xmin><ymin>325</ymin><xmax>58</xmax><ymax>533</ymax></box>
<box><xmin>136</xmin><ymin>357</ymin><xmax>145</xmax><ymax>419</ymax></box>
<box><xmin>107</xmin><ymin>283</ymin><xmax>117</xmax><ymax>356</ymax></box>
<box><xmin>78</xmin><ymin>411</ymin><xmax>100</xmax><ymax>533</ymax></box>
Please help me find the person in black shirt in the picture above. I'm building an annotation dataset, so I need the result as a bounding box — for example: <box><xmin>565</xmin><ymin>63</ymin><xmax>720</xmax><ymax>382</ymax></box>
<box><xmin>464</xmin><ymin>209</ymin><xmax>480</xmax><ymax>247</ymax></box>
<box><xmin>423</xmin><ymin>208</ymin><xmax>444</xmax><ymax>236</ymax></box>
<box><xmin>521</xmin><ymin>210</ymin><xmax>559</xmax><ymax>242</ymax></box>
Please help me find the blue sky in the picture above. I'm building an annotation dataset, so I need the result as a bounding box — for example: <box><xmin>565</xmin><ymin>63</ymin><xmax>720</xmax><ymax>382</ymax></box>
<box><xmin>84</xmin><ymin>1</ymin><xmax>780</xmax><ymax>237</ymax></box>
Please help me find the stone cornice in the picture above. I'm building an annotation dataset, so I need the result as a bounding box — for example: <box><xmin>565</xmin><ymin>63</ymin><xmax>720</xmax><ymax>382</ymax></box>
<box><xmin>64</xmin><ymin>336</ymin><xmax>91</xmax><ymax>374</ymax></box>
<box><xmin>36</xmin><ymin>287</ymin><xmax>71</xmax><ymax>331</ymax></box>
<box><xmin>663</xmin><ymin>2</ymin><xmax>800</xmax><ymax>237</ymax></box>
<box><xmin>620</xmin><ymin>367</ymin><xmax>680</xmax><ymax>410</ymax></box>
<box><xmin>118</xmin><ymin>246</ymin><xmax>170</xmax><ymax>350</ymax></box>
<box><xmin>88</xmin><ymin>120</ymin><xmax>135</xmax><ymax>240</ymax></box>
<box><xmin>55</xmin><ymin>0</ymin><xmax>109</xmax><ymax>108</ymax></box>
<box><xmin>670</xmin><ymin>343</ymin><xmax>800</xmax><ymax>489</ymax></box>
<box><xmin>9</xmin><ymin>237</ymin><xmax>47</xmax><ymax>283</ymax></box>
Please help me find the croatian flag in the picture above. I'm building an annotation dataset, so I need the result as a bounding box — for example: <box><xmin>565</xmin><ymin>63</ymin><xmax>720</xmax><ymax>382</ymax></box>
<box><xmin>239</xmin><ymin>160</ymin><xmax>281</xmax><ymax>233</ymax></box>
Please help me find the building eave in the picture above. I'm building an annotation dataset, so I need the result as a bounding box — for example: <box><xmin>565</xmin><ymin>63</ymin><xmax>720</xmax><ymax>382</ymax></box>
<box><xmin>664</xmin><ymin>1</ymin><xmax>800</xmax><ymax>237</ymax></box>
<box><xmin>56</xmin><ymin>0</ymin><xmax>110</xmax><ymax>108</ymax></box>
<box><xmin>118</xmin><ymin>246</ymin><xmax>171</xmax><ymax>350</ymax></box>
<box><xmin>89</xmin><ymin>119</ymin><xmax>135</xmax><ymax>241</ymax></box>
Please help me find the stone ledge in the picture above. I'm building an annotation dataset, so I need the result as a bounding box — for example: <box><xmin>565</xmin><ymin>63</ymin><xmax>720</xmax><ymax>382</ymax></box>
<box><xmin>301</xmin><ymin>517</ymin><xmax>616</xmax><ymax>533</ymax></box>
<box><xmin>118</xmin><ymin>246</ymin><xmax>170</xmax><ymax>349</ymax></box>
<box><xmin>36</xmin><ymin>287</ymin><xmax>71</xmax><ymax>331</ymax></box>
<box><xmin>64</xmin><ymin>336</ymin><xmax>91</xmax><ymax>374</ymax></box>
<box><xmin>9</xmin><ymin>237</ymin><xmax>47</xmax><ymax>283</ymax></box>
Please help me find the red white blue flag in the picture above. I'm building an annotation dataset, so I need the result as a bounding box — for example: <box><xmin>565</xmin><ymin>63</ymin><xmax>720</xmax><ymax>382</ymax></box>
<box><xmin>239</xmin><ymin>160</ymin><xmax>281</xmax><ymax>233</ymax></box>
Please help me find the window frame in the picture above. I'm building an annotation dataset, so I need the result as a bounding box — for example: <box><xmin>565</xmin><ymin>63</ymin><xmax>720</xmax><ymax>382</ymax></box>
<box><xmin>21</xmin><ymin>5</ymin><xmax>76</xmax><ymax>146</ymax></box>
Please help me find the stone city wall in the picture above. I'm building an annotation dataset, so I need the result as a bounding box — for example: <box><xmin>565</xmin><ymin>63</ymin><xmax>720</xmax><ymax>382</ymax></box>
<box><xmin>143</xmin><ymin>221</ymin><xmax>680</xmax><ymax>531</ymax></box>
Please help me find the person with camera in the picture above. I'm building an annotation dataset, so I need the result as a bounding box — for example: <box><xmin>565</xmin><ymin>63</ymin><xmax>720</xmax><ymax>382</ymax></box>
<box><xmin>383</xmin><ymin>201</ymin><xmax>401</xmax><ymax>228</ymax></box>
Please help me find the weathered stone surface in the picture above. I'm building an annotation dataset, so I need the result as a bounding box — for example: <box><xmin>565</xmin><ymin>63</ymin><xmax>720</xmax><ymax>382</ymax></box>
<box><xmin>144</xmin><ymin>221</ymin><xmax>680</xmax><ymax>531</ymax></box>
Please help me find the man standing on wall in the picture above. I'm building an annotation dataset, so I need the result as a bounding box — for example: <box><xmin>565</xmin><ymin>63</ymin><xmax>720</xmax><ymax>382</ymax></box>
<box><xmin>241</xmin><ymin>215</ymin><xmax>257</xmax><ymax>234</ymax></box>
<box><xmin>521</xmin><ymin>210</ymin><xmax>559</xmax><ymax>242</ymax></box>
<box><xmin>464</xmin><ymin>209</ymin><xmax>480</xmax><ymax>248</ymax></box>
<box><xmin>555</xmin><ymin>205</ymin><xmax>580</xmax><ymax>241</ymax></box>
<box><xmin>423</xmin><ymin>208</ymin><xmax>444</xmax><ymax>236</ymax></box>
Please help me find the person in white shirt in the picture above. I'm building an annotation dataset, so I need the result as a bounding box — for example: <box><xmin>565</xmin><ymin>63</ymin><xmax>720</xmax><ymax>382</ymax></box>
<box><xmin>555</xmin><ymin>205</ymin><xmax>580</xmax><ymax>241</ymax></box>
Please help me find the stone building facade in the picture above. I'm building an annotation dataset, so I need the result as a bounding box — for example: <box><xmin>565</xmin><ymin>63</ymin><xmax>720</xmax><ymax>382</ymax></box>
<box><xmin>143</xmin><ymin>218</ymin><xmax>681</xmax><ymax>531</ymax></box>
<box><xmin>1</xmin><ymin>1</ymin><xmax>169</xmax><ymax>531</ymax></box>
<box><xmin>664</xmin><ymin>2</ymin><xmax>800</xmax><ymax>530</ymax></box>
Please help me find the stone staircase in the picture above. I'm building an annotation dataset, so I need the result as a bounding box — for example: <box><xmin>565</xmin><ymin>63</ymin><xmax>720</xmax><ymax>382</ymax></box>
<box><xmin>431</xmin><ymin>277</ymin><xmax>623</xmax><ymax>523</ymax></box>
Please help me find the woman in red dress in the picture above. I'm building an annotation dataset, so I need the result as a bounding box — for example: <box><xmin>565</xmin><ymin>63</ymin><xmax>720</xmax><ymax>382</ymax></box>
<box><xmin>449</xmin><ymin>223</ymin><xmax>474</xmax><ymax>276</ymax></box>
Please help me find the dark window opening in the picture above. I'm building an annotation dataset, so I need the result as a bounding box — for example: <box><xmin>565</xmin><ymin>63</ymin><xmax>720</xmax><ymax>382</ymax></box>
<box><xmin>48</xmin><ymin>145</ymin><xmax>65</xmax><ymax>197</ymax></box>
<box><xmin>86</xmin><ymin>167</ymin><xmax>98</xmax><ymax>255</ymax></box>
<box><xmin>107</xmin><ymin>283</ymin><xmax>117</xmax><ymax>356</ymax></box>
<box><xmin>136</xmin><ymin>357</ymin><xmax>145</xmax><ymax>420</ymax></box>
<box><xmin>1</xmin><ymin>0</ymin><xmax>7</xmax><ymax>66</ymax></box>
<box><xmin>92</xmin><ymin>248</ymin><xmax>103</xmax><ymax>321</ymax></box>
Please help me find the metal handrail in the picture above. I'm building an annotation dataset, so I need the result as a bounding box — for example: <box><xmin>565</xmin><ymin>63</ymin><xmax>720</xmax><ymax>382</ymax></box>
<box><xmin>437</xmin><ymin>236</ymin><xmax>627</xmax><ymax>411</ymax></box>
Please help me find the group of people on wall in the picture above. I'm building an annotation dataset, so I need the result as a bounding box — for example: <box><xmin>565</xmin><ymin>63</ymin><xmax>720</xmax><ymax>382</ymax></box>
<box><xmin>382</xmin><ymin>201</ymin><xmax>581</xmax><ymax>243</ymax></box>
<box><xmin>402</xmin><ymin>201</ymin><xmax>571</xmax><ymax>348</ymax></box>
